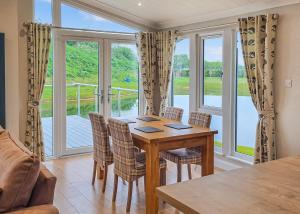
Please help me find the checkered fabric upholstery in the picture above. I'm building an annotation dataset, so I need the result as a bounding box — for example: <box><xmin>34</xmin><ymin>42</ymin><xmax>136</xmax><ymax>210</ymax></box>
<box><xmin>188</xmin><ymin>111</ymin><xmax>211</xmax><ymax>128</ymax></box>
<box><xmin>163</xmin><ymin>107</ymin><xmax>184</xmax><ymax>121</ymax></box>
<box><xmin>160</xmin><ymin>111</ymin><xmax>212</xmax><ymax>164</ymax></box>
<box><xmin>108</xmin><ymin>118</ymin><xmax>167</xmax><ymax>182</ymax></box>
<box><xmin>89</xmin><ymin>113</ymin><xmax>114</xmax><ymax>166</ymax></box>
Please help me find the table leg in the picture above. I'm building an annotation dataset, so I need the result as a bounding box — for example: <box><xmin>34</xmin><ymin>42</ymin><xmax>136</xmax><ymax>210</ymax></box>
<box><xmin>145</xmin><ymin>144</ymin><xmax>160</xmax><ymax>214</ymax></box>
<box><xmin>201</xmin><ymin>135</ymin><xmax>214</xmax><ymax>176</ymax></box>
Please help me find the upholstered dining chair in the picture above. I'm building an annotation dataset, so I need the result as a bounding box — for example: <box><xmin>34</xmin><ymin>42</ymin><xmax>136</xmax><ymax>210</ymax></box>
<box><xmin>108</xmin><ymin>118</ymin><xmax>167</xmax><ymax>213</ymax></box>
<box><xmin>162</xmin><ymin>106</ymin><xmax>184</xmax><ymax>121</ymax></box>
<box><xmin>89</xmin><ymin>112</ymin><xmax>114</xmax><ymax>193</ymax></box>
<box><xmin>160</xmin><ymin>111</ymin><xmax>211</xmax><ymax>182</ymax></box>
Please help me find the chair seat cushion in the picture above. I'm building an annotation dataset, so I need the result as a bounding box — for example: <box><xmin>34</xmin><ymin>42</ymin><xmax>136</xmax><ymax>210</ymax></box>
<box><xmin>135</xmin><ymin>152</ymin><xmax>167</xmax><ymax>169</ymax></box>
<box><xmin>0</xmin><ymin>132</ymin><xmax>40</xmax><ymax>212</ymax></box>
<box><xmin>161</xmin><ymin>148</ymin><xmax>202</xmax><ymax>165</ymax></box>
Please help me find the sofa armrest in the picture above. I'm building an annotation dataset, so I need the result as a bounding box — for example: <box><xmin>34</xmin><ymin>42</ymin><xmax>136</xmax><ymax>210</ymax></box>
<box><xmin>28</xmin><ymin>165</ymin><xmax>57</xmax><ymax>206</ymax></box>
<box><xmin>7</xmin><ymin>205</ymin><xmax>59</xmax><ymax>214</ymax></box>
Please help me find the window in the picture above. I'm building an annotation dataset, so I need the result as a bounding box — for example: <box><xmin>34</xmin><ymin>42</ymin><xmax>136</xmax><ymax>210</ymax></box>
<box><xmin>235</xmin><ymin>33</ymin><xmax>257</xmax><ymax>156</ymax></box>
<box><xmin>34</xmin><ymin>0</ymin><xmax>52</xmax><ymax>24</ymax></box>
<box><xmin>61</xmin><ymin>3</ymin><xmax>138</xmax><ymax>33</ymax></box>
<box><xmin>202</xmin><ymin>36</ymin><xmax>223</xmax><ymax>108</ymax></box>
<box><xmin>111</xmin><ymin>43</ymin><xmax>139</xmax><ymax>117</ymax></box>
<box><xmin>200</xmin><ymin>35</ymin><xmax>224</xmax><ymax>151</ymax></box>
<box><xmin>172</xmin><ymin>38</ymin><xmax>190</xmax><ymax>122</ymax></box>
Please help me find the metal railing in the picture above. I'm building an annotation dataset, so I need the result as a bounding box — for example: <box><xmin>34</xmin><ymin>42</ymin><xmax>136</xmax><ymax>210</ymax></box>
<box><xmin>44</xmin><ymin>83</ymin><xmax>138</xmax><ymax>117</ymax></box>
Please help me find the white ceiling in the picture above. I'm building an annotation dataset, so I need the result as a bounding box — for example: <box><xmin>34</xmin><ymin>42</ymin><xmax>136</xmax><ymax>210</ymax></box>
<box><xmin>79</xmin><ymin>0</ymin><xmax>300</xmax><ymax>29</ymax></box>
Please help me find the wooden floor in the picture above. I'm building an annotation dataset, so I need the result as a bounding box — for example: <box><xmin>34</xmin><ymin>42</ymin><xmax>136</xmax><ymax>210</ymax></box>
<box><xmin>45</xmin><ymin>154</ymin><xmax>224</xmax><ymax>214</ymax></box>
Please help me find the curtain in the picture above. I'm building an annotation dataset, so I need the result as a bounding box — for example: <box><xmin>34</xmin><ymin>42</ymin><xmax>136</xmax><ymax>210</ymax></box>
<box><xmin>238</xmin><ymin>14</ymin><xmax>278</xmax><ymax>163</ymax></box>
<box><xmin>136</xmin><ymin>31</ymin><xmax>177</xmax><ymax>115</ymax></box>
<box><xmin>136</xmin><ymin>32</ymin><xmax>157</xmax><ymax>115</ymax></box>
<box><xmin>25</xmin><ymin>23</ymin><xmax>51</xmax><ymax>161</ymax></box>
<box><xmin>157</xmin><ymin>31</ymin><xmax>177</xmax><ymax>115</ymax></box>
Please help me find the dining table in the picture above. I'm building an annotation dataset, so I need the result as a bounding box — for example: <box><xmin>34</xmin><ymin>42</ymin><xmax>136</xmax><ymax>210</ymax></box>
<box><xmin>156</xmin><ymin>155</ymin><xmax>300</xmax><ymax>214</ymax></box>
<box><xmin>101</xmin><ymin>115</ymin><xmax>218</xmax><ymax>214</ymax></box>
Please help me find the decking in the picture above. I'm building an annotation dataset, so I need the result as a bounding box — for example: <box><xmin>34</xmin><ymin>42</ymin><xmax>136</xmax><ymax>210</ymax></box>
<box><xmin>42</xmin><ymin>115</ymin><xmax>93</xmax><ymax>157</ymax></box>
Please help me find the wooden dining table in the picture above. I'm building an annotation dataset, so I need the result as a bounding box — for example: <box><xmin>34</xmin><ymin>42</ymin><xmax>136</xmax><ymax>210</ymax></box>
<box><xmin>108</xmin><ymin>115</ymin><xmax>217</xmax><ymax>214</ymax></box>
<box><xmin>156</xmin><ymin>155</ymin><xmax>300</xmax><ymax>214</ymax></box>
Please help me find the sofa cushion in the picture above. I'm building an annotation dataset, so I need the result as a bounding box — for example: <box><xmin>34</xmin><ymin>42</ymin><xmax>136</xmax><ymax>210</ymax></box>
<box><xmin>0</xmin><ymin>132</ymin><xmax>40</xmax><ymax>212</ymax></box>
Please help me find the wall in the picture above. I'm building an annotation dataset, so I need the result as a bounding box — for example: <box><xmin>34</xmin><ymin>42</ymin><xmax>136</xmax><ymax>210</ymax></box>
<box><xmin>0</xmin><ymin>0</ymin><xmax>32</xmax><ymax>138</ymax></box>
<box><xmin>0</xmin><ymin>0</ymin><xmax>20</xmax><ymax>136</ymax></box>
<box><xmin>166</xmin><ymin>3</ymin><xmax>300</xmax><ymax>158</ymax></box>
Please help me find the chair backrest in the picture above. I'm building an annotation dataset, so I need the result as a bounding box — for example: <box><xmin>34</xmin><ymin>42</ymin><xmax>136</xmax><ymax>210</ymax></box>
<box><xmin>108</xmin><ymin>118</ymin><xmax>136</xmax><ymax>178</ymax></box>
<box><xmin>163</xmin><ymin>106</ymin><xmax>183</xmax><ymax>121</ymax></box>
<box><xmin>188</xmin><ymin>111</ymin><xmax>212</xmax><ymax>128</ymax></box>
<box><xmin>89</xmin><ymin>113</ymin><xmax>111</xmax><ymax>165</ymax></box>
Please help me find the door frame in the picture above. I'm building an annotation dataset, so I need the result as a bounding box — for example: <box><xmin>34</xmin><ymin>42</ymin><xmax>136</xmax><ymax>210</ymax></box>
<box><xmin>52</xmin><ymin>30</ymin><xmax>140</xmax><ymax>157</ymax></box>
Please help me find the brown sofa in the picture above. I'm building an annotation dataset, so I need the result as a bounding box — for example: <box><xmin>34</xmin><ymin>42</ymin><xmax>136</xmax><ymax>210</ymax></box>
<box><xmin>0</xmin><ymin>127</ymin><xmax>58</xmax><ymax>214</ymax></box>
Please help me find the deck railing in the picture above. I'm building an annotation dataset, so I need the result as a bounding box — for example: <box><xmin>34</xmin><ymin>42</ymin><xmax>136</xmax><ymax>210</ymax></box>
<box><xmin>44</xmin><ymin>83</ymin><xmax>138</xmax><ymax>117</ymax></box>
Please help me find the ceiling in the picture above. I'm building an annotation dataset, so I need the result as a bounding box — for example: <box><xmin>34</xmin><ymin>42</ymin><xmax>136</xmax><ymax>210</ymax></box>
<box><xmin>78</xmin><ymin>0</ymin><xmax>300</xmax><ymax>29</ymax></box>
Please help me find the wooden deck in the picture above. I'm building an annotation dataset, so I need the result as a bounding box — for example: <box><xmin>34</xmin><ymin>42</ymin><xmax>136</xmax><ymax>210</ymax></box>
<box><xmin>42</xmin><ymin>115</ymin><xmax>93</xmax><ymax>156</ymax></box>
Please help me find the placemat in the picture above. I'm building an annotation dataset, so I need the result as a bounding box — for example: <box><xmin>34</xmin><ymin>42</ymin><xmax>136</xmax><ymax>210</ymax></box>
<box><xmin>136</xmin><ymin>116</ymin><xmax>161</xmax><ymax>122</ymax></box>
<box><xmin>164</xmin><ymin>123</ymin><xmax>192</xmax><ymax>130</ymax></box>
<box><xmin>134</xmin><ymin>126</ymin><xmax>163</xmax><ymax>133</ymax></box>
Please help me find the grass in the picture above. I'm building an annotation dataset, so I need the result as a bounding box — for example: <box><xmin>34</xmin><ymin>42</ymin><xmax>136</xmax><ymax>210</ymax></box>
<box><xmin>215</xmin><ymin>141</ymin><xmax>254</xmax><ymax>156</ymax></box>
<box><xmin>173</xmin><ymin>77</ymin><xmax>250</xmax><ymax>96</ymax></box>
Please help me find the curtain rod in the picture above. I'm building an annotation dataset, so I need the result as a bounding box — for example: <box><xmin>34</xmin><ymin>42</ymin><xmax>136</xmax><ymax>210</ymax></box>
<box><xmin>23</xmin><ymin>23</ymin><xmax>136</xmax><ymax>36</ymax></box>
<box><xmin>23</xmin><ymin>22</ymin><xmax>238</xmax><ymax>36</ymax></box>
<box><xmin>180</xmin><ymin>22</ymin><xmax>237</xmax><ymax>33</ymax></box>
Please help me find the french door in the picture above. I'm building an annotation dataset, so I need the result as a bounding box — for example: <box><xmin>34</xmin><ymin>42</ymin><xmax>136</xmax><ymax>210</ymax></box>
<box><xmin>48</xmin><ymin>32</ymin><xmax>140</xmax><ymax>157</ymax></box>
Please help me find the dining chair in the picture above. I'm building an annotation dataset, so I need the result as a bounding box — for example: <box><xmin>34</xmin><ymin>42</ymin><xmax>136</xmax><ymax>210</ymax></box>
<box><xmin>160</xmin><ymin>111</ymin><xmax>211</xmax><ymax>182</ymax></box>
<box><xmin>89</xmin><ymin>112</ymin><xmax>114</xmax><ymax>193</ymax></box>
<box><xmin>108</xmin><ymin>118</ymin><xmax>167</xmax><ymax>213</ymax></box>
<box><xmin>162</xmin><ymin>106</ymin><xmax>184</xmax><ymax>121</ymax></box>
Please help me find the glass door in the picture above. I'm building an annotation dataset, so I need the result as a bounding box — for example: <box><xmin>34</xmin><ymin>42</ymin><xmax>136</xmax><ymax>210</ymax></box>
<box><xmin>107</xmin><ymin>42</ymin><xmax>139</xmax><ymax>118</ymax></box>
<box><xmin>62</xmin><ymin>38</ymin><xmax>103</xmax><ymax>155</ymax></box>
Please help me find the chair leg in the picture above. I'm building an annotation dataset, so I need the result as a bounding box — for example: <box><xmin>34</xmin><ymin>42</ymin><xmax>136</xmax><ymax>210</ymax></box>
<box><xmin>102</xmin><ymin>165</ymin><xmax>108</xmax><ymax>193</ymax></box>
<box><xmin>92</xmin><ymin>160</ymin><xmax>97</xmax><ymax>185</ymax></box>
<box><xmin>187</xmin><ymin>164</ymin><xmax>192</xmax><ymax>180</ymax></box>
<box><xmin>177</xmin><ymin>163</ymin><xmax>182</xmax><ymax>182</ymax></box>
<box><xmin>112</xmin><ymin>174</ymin><xmax>118</xmax><ymax>202</ymax></box>
<box><xmin>160</xmin><ymin>168</ymin><xmax>166</xmax><ymax>186</ymax></box>
<box><xmin>126</xmin><ymin>181</ymin><xmax>133</xmax><ymax>213</ymax></box>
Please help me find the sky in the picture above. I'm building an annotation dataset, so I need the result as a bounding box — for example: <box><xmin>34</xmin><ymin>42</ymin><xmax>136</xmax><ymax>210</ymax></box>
<box><xmin>35</xmin><ymin>0</ymin><xmax>244</xmax><ymax>65</ymax></box>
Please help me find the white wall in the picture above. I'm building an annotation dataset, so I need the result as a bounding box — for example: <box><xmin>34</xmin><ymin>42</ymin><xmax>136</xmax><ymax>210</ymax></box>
<box><xmin>0</xmin><ymin>0</ymin><xmax>32</xmax><ymax>138</ymax></box>
<box><xmin>167</xmin><ymin>3</ymin><xmax>300</xmax><ymax>158</ymax></box>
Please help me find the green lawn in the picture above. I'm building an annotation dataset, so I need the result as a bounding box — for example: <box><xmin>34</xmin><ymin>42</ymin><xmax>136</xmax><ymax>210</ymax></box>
<box><xmin>215</xmin><ymin>141</ymin><xmax>254</xmax><ymax>156</ymax></box>
<box><xmin>173</xmin><ymin>77</ymin><xmax>250</xmax><ymax>96</ymax></box>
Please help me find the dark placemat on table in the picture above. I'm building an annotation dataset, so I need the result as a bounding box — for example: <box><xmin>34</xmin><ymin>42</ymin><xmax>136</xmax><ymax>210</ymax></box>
<box><xmin>136</xmin><ymin>116</ymin><xmax>161</xmax><ymax>122</ymax></box>
<box><xmin>164</xmin><ymin>123</ymin><xmax>192</xmax><ymax>130</ymax></box>
<box><xmin>134</xmin><ymin>126</ymin><xmax>163</xmax><ymax>133</ymax></box>
<box><xmin>120</xmin><ymin>119</ymin><xmax>136</xmax><ymax>124</ymax></box>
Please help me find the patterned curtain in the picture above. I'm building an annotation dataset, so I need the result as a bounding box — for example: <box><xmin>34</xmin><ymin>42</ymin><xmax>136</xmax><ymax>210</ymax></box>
<box><xmin>238</xmin><ymin>14</ymin><xmax>278</xmax><ymax>163</ymax></box>
<box><xmin>25</xmin><ymin>23</ymin><xmax>51</xmax><ymax>161</ymax></box>
<box><xmin>157</xmin><ymin>31</ymin><xmax>177</xmax><ymax>115</ymax></box>
<box><xmin>136</xmin><ymin>32</ymin><xmax>157</xmax><ymax>115</ymax></box>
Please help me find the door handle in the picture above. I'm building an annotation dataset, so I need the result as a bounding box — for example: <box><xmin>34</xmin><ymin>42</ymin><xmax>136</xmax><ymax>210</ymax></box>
<box><xmin>95</xmin><ymin>90</ymin><xmax>104</xmax><ymax>104</ymax></box>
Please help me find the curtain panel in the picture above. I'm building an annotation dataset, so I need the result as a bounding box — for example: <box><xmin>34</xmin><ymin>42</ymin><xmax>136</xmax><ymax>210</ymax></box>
<box><xmin>136</xmin><ymin>32</ymin><xmax>157</xmax><ymax>115</ymax></box>
<box><xmin>238</xmin><ymin>14</ymin><xmax>278</xmax><ymax>163</ymax></box>
<box><xmin>136</xmin><ymin>31</ymin><xmax>177</xmax><ymax>115</ymax></box>
<box><xmin>25</xmin><ymin>23</ymin><xmax>51</xmax><ymax>161</ymax></box>
<box><xmin>157</xmin><ymin>31</ymin><xmax>177</xmax><ymax>115</ymax></box>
